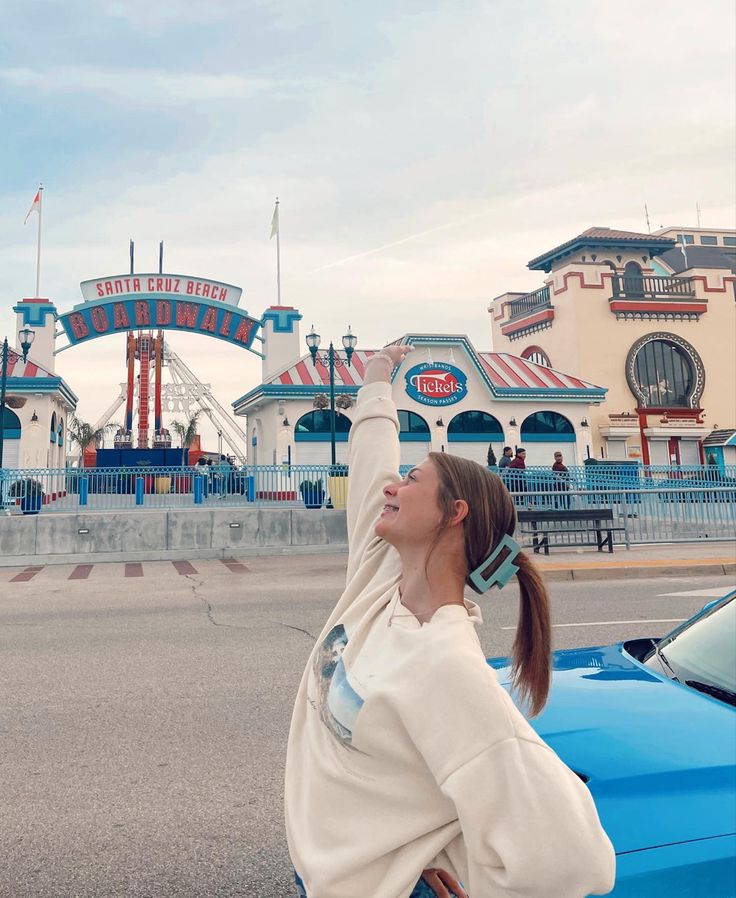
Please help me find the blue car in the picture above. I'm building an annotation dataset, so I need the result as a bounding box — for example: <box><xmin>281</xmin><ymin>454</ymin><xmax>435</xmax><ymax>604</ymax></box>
<box><xmin>488</xmin><ymin>591</ymin><xmax>736</xmax><ymax>897</ymax></box>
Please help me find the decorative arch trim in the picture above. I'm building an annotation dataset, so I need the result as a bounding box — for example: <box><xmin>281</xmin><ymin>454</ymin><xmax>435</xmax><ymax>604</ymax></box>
<box><xmin>520</xmin><ymin>345</ymin><xmax>552</xmax><ymax>367</ymax></box>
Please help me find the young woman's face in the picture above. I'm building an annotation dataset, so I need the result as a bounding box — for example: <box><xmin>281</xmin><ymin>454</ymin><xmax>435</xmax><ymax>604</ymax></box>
<box><xmin>375</xmin><ymin>459</ymin><xmax>445</xmax><ymax>546</ymax></box>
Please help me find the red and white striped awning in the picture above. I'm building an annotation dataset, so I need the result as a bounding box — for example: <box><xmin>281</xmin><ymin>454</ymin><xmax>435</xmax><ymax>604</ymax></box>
<box><xmin>269</xmin><ymin>349</ymin><xmax>601</xmax><ymax>392</ymax></box>
<box><xmin>5</xmin><ymin>348</ymin><xmax>55</xmax><ymax>379</ymax></box>
<box><xmin>477</xmin><ymin>352</ymin><xmax>598</xmax><ymax>390</ymax></box>
<box><xmin>271</xmin><ymin>350</ymin><xmax>382</xmax><ymax>388</ymax></box>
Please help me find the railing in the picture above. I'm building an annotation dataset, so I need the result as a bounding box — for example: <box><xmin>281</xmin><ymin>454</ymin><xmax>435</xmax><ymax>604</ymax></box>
<box><xmin>512</xmin><ymin>488</ymin><xmax>736</xmax><ymax>547</ymax></box>
<box><xmin>507</xmin><ymin>286</ymin><xmax>552</xmax><ymax>320</ymax></box>
<box><xmin>1</xmin><ymin>464</ymin><xmax>734</xmax><ymax>545</ymax></box>
<box><xmin>611</xmin><ymin>275</ymin><xmax>695</xmax><ymax>300</ymax></box>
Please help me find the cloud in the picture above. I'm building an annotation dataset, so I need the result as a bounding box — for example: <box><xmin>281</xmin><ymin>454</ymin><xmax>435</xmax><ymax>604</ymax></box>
<box><xmin>0</xmin><ymin>65</ymin><xmax>292</xmax><ymax>105</ymax></box>
<box><xmin>1</xmin><ymin>0</ymin><xmax>734</xmax><ymax>449</ymax></box>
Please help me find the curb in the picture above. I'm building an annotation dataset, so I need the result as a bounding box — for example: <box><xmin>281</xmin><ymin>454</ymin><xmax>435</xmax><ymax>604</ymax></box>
<box><xmin>540</xmin><ymin>561</ymin><xmax>735</xmax><ymax>581</ymax></box>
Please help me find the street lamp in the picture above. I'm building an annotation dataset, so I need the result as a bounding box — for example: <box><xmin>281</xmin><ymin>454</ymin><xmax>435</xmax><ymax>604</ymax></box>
<box><xmin>306</xmin><ymin>324</ymin><xmax>357</xmax><ymax>466</ymax></box>
<box><xmin>0</xmin><ymin>328</ymin><xmax>36</xmax><ymax>468</ymax></box>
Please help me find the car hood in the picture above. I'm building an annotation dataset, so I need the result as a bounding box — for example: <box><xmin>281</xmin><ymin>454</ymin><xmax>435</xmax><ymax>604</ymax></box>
<box><xmin>488</xmin><ymin>644</ymin><xmax>736</xmax><ymax>853</ymax></box>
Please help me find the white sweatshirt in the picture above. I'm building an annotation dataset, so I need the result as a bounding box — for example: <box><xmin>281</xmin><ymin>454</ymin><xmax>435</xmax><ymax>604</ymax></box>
<box><xmin>285</xmin><ymin>381</ymin><xmax>615</xmax><ymax>898</ymax></box>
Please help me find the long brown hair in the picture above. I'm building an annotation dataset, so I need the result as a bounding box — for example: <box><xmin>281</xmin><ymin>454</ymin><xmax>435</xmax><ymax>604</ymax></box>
<box><xmin>427</xmin><ymin>452</ymin><xmax>552</xmax><ymax>716</ymax></box>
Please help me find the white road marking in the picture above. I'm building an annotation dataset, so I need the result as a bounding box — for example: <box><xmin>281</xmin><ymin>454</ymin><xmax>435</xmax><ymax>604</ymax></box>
<box><xmin>500</xmin><ymin>618</ymin><xmax>687</xmax><ymax>630</ymax></box>
<box><xmin>656</xmin><ymin>586</ymin><xmax>735</xmax><ymax>598</ymax></box>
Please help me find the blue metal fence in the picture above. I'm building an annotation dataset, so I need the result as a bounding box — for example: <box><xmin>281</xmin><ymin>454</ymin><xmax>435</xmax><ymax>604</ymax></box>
<box><xmin>1</xmin><ymin>463</ymin><xmax>734</xmax><ymax>545</ymax></box>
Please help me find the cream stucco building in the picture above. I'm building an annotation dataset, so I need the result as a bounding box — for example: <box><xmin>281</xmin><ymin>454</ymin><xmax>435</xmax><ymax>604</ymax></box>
<box><xmin>233</xmin><ymin>306</ymin><xmax>606</xmax><ymax>469</ymax></box>
<box><xmin>489</xmin><ymin>226</ymin><xmax>736</xmax><ymax>465</ymax></box>
<box><xmin>1</xmin><ymin>297</ymin><xmax>77</xmax><ymax>473</ymax></box>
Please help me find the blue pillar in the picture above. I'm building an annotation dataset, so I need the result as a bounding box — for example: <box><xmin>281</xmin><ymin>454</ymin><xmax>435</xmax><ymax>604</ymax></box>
<box><xmin>79</xmin><ymin>476</ymin><xmax>89</xmax><ymax>506</ymax></box>
<box><xmin>194</xmin><ymin>475</ymin><xmax>203</xmax><ymax>504</ymax></box>
<box><xmin>135</xmin><ymin>476</ymin><xmax>144</xmax><ymax>506</ymax></box>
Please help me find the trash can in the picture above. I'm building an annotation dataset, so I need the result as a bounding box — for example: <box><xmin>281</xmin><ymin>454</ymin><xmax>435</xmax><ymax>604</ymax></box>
<box><xmin>154</xmin><ymin>476</ymin><xmax>171</xmax><ymax>494</ymax></box>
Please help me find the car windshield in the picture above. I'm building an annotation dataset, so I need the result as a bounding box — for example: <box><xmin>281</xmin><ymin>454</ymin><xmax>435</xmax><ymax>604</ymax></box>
<box><xmin>655</xmin><ymin>595</ymin><xmax>736</xmax><ymax>695</ymax></box>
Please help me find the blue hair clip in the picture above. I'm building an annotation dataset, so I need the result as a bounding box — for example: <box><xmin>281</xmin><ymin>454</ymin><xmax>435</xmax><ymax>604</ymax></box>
<box><xmin>469</xmin><ymin>534</ymin><xmax>521</xmax><ymax>593</ymax></box>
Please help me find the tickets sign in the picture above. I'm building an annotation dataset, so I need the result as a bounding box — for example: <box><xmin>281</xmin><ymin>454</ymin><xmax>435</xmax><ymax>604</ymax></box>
<box><xmin>404</xmin><ymin>362</ymin><xmax>467</xmax><ymax>406</ymax></box>
<box><xmin>80</xmin><ymin>273</ymin><xmax>242</xmax><ymax>307</ymax></box>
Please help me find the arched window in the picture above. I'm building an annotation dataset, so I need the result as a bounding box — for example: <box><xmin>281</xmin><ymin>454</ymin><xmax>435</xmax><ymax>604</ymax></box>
<box><xmin>521</xmin><ymin>411</ymin><xmax>575</xmax><ymax>440</ymax></box>
<box><xmin>521</xmin><ymin>346</ymin><xmax>552</xmax><ymax>368</ymax></box>
<box><xmin>295</xmin><ymin>410</ymin><xmax>352</xmax><ymax>440</ymax></box>
<box><xmin>58</xmin><ymin>420</ymin><xmax>64</xmax><ymax>448</ymax></box>
<box><xmin>397</xmin><ymin>410</ymin><xmax>430</xmax><ymax>440</ymax></box>
<box><xmin>448</xmin><ymin>411</ymin><xmax>503</xmax><ymax>437</ymax></box>
<box><xmin>50</xmin><ymin>411</ymin><xmax>57</xmax><ymax>444</ymax></box>
<box><xmin>631</xmin><ymin>338</ymin><xmax>696</xmax><ymax>408</ymax></box>
<box><xmin>1</xmin><ymin>406</ymin><xmax>21</xmax><ymax>439</ymax></box>
<box><xmin>623</xmin><ymin>261</ymin><xmax>644</xmax><ymax>297</ymax></box>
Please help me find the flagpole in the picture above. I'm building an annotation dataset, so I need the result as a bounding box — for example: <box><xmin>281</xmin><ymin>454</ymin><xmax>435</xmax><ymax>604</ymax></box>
<box><xmin>275</xmin><ymin>197</ymin><xmax>281</xmax><ymax>305</ymax></box>
<box><xmin>35</xmin><ymin>183</ymin><xmax>44</xmax><ymax>297</ymax></box>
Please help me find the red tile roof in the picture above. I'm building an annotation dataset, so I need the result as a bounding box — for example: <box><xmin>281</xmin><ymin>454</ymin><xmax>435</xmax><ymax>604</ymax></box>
<box><xmin>528</xmin><ymin>227</ymin><xmax>676</xmax><ymax>271</ymax></box>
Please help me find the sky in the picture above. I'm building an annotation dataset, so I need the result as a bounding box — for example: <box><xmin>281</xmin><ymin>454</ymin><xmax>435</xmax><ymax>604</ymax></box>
<box><xmin>1</xmin><ymin>0</ymin><xmax>734</xmax><ymax>452</ymax></box>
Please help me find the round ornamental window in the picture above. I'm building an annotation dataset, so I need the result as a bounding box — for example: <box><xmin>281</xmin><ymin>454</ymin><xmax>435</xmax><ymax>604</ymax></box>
<box><xmin>625</xmin><ymin>333</ymin><xmax>704</xmax><ymax>409</ymax></box>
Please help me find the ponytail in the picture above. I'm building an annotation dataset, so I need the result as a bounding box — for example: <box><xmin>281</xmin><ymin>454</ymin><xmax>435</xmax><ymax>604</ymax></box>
<box><xmin>427</xmin><ymin>451</ymin><xmax>553</xmax><ymax>716</ymax></box>
<box><xmin>511</xmin><ymin>551</ymin><xmax>551</xmax><ymax>717</ymax></box>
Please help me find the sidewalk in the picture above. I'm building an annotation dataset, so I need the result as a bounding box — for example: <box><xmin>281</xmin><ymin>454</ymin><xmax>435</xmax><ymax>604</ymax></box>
<box><xmin>532</xmin><ymin>541</ymin><xmax>735</xmax><ymax>581</ymax></box>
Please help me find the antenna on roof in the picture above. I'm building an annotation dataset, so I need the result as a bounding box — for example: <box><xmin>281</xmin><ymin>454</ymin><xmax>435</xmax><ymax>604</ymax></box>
<box><xmin>644</xmin><ymin>203</ymin><xmax>651</xmax><ymax>233</ymax></box>
<box><xmin>696</xmin><ymin>202</ymin><xmax>702</xmax><ymax>228</ymax></box>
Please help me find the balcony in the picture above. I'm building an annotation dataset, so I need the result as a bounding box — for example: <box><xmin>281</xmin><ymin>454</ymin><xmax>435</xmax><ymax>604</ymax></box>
<box><xmin>609</xmin><ymin>275</ymin><xmax>706</xmax><ymax>321</ymax></box>
<box><xmin>507</xmin><ymin>285</ymin><xmax>552</xmax><ymax>320</ymax></box>
<box><xmin>501</xmin><ymin>286</ymin><xmax>555</xmax><ymax>340</ymax></box>
<box><xmin>611</xmin><ymin>275</ymin><xmax>695</xmax><ymax>300</ymax></box>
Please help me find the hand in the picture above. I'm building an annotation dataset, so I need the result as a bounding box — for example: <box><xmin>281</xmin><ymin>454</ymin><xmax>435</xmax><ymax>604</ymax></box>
<box><xmin>364</xmin><ymin>343</ymin><xmax>413</xmax><ymax>386</ymax></box>
<box><xmin>379</xmin><ymin>343</ymin><xmax>414</xmax><ymax>367</ymax></box>
<box><xmin>420</xmin><ymin>867</ymin><xmax>469</xmax><ymax>898</ymax></box>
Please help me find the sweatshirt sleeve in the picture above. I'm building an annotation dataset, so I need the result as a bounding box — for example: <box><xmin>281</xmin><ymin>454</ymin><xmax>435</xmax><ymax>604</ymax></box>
<box><xmin>345</xmin><ymin>381</ymin><xmax>401</xmax><ymax>582</ymax></box>
<box><xmin>439</xmin><ymin>738</ymin><xmax>615</xmax><ymax>898</ymax></box>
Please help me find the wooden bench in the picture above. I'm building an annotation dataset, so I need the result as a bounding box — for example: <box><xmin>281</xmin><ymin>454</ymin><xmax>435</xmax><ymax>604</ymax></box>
<box><xmin>517</xmin><ymin>508</ymin><xmax>624</xmax><ymax>555</ymax></box>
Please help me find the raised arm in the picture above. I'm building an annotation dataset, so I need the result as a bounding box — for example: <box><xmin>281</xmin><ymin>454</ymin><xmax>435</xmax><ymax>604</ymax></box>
<box><xmin>345</xmin><ymin>344</ymin><xmax>413</xmax><ymax>582</ymax></box>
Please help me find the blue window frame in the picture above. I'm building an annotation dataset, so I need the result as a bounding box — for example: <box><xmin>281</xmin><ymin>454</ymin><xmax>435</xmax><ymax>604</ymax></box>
<box><xmin>397</xmin><ymin>410</ymin><xmax>430</xmax><ymax>442</ymax></box>
<box><xmin>521</xmin><ymin>411</ymin><xmax>575</xmax><ymax>441</ymax></box>
<box><xmin>1</xmin><ymin>406</ymin><xmax>21</xmax><ymax>440</ymax></box>
<box><xmin>448</xmin><ymin>410</ymin><xmax>504</xmax><ymax>442</ymax></box>
<box><xmin>295</xmin><ymin>410</ymin><xmax>352</xmax><ymax>442</ymax></box>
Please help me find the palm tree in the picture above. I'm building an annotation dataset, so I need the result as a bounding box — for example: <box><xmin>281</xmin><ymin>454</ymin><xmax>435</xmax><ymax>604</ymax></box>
<box><xmin>171</xmin><ymin>411</ymin><xmax>200</xmax><ymax>466</ymax></box>
<box><xmin>67</xmin><ymin>415</ymin><xmax>118</xmax><ymax>465</ymax></box>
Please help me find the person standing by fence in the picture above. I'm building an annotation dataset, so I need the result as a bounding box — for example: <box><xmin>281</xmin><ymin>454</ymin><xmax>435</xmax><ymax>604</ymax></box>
<box><xmin>498</xmin><ymin>446</ymin><xmax>513</xmax><ymax>469</ymax></box>
<box><xmin>507</xmin><ymin>447</ymin><xmax>526</xmax><ymax>503</ymax></box>
<box><xmin>552</xmin><ymin>451</ymin><xmax>570</xmax><ymax>509</ymax></box>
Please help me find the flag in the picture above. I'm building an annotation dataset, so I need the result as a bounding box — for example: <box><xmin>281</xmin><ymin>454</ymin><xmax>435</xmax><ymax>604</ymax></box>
<box><xmin>270</xmin><ymin>201</ymin><xmax>279</xmax><ymax>239</ymax></box>
<box><xmin>679</xmin><ymin>234</ymin><xmax>689</xmax><ymax>269</ymax></box>
<box><xmin>24</xmin><ymin>189</ymin><xmax>40</xmax><ymax>224</ymax></box>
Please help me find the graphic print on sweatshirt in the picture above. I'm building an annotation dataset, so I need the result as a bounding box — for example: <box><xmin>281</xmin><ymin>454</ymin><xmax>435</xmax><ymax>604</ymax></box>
<box><xmin>312</xmin><ymin>624</ymin><xmax>364</xmax><ymax>745</ymax></box>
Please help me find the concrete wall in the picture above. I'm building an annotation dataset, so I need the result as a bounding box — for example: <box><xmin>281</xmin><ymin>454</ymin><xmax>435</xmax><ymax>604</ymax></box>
<box><xmin>0</xmin><ymin>507</ymin><xmax>348</xmax><ymax>566</ymax></box>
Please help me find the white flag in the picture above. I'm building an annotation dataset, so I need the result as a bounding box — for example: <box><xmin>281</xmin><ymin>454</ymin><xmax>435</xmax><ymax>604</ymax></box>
<box><xmin>270</xmin><ymin>201</ymin><xmax>279</xmax><ymax>239</ymax></box>
<box><xmin>24</xmin><ymin>189</ymin><xmax>40</xmax><ymax>224</ymax></box>
<box><xmin>679</xmin><ymin>234</ymin><xmax>689</xmax><ymax>269</ymax></box>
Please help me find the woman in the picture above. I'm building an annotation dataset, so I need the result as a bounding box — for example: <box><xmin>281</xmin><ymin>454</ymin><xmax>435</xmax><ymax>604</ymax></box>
<box><xmin>285</xmin><ymin>344</ymin><xmax>615</xmax><ymax>898</ymax></box>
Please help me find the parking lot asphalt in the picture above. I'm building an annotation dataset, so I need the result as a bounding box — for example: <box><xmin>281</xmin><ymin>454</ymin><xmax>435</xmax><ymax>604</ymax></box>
<box><xmin>1</xmin><ymin>553</ymin><xmax>734</xmax><ymax>897</ymax></box>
